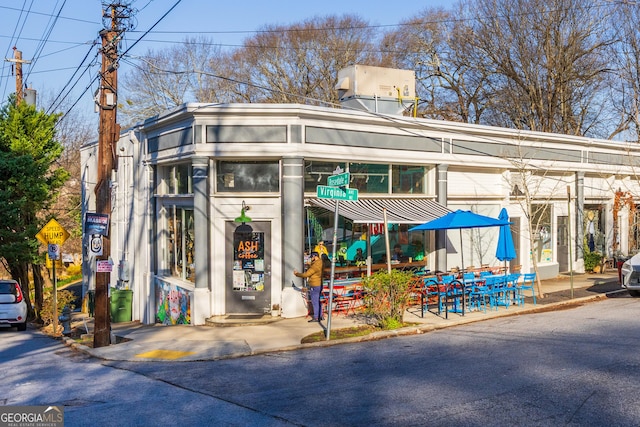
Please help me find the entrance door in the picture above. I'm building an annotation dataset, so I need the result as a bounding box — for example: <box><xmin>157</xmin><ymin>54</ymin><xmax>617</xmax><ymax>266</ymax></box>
<box><xmin>509</xmin><ymin>217</ymin><xmax>521</xmax><ymax>272</ymax></box>
<box><xmin>557</xmin><ymin>216</ymin><xmax>569</xmax><ymax>272</ymax></box>
<box><xmin>225</xmin><ymin>220</ymin><xmax>271</xmax><ymax>314</ymax></box>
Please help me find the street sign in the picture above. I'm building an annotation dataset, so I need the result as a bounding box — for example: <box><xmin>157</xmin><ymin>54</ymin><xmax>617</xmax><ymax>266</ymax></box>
<box><xmin>36</xmin><ymin>218</ymin><xmax>70</xmax><ymax>245</ymax></box>
<box><xmin>48</xmin><ymin>244</ymin><xmax>60</xmax><ymax>260</ymax></box>
<box><xmin>327</xmin><ymin>172</ymin><xmax>349</xmax><ymax>187</ymax></box>
<box><xmin>317</xmin><ymin>185</ymin><xmax>359</xmax><ymax>201</ymax></box>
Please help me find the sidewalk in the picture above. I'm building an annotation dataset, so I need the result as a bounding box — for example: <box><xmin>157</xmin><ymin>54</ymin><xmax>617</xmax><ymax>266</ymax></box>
<box><xmin>60</xmin><ymin>272</ymin><xmax>625</xmax><ymax>362</ymax></box>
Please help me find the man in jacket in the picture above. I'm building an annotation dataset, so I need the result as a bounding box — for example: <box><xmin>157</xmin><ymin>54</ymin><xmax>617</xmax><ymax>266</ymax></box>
<box><xmin>294</xmin><ymin>251</ymin><xmax>324</xmax><ymax>322</ymax></box>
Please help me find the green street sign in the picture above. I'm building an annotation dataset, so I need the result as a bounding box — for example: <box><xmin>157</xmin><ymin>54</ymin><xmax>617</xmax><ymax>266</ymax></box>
<box><xmin>327</xmin><ymin>172</ymin><xmax>350</xmax><ymax>187</ymax></box>
<box><xmin>317</xmin><ymin>185</ymin><xmax>359</xmax><ymax>201</ymax></box>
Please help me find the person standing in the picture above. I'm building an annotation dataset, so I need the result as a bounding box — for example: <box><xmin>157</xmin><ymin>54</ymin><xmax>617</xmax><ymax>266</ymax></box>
<box><xmin>294</xmin><ymin>251</ymin><xmax>324</xmax><ymax>322</ymax></box>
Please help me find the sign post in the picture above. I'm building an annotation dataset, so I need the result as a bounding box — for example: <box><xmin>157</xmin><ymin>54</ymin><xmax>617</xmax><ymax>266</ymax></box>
<box><xmin>36</xmin><ymin>219</ymin><xmax>70</xmax><ymax>336</ymax></box>
<box><xmin>318</xmin><ymin>168</ymin><xmax>358</xmax><ymax>341</ymax></box>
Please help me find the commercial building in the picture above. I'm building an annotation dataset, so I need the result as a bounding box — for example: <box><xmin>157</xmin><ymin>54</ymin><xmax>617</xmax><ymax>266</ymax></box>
<box><xmin>81</xmin><ymin>67</ymin><xmax>640</xmax><ymax>325</ymax></box>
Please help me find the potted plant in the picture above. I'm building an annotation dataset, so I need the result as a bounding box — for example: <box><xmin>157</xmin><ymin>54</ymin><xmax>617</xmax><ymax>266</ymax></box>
<box><xmin>271</xmin><ymin>304</ymin><xmax>280</xmax><ymax>317</ymax></box>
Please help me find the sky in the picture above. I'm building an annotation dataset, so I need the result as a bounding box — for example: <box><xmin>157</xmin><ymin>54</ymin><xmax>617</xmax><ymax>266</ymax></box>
<box><xmin>0</xmin><ymin>0</ymin><xmax>451</xmax><ymax>119</ymax></box>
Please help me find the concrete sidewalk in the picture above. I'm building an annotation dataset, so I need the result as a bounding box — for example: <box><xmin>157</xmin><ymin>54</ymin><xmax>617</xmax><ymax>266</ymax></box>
<box><xmin>60</xmin><ymin>272</ymin><xmax>625</xmax><ymax>362</ymax></box>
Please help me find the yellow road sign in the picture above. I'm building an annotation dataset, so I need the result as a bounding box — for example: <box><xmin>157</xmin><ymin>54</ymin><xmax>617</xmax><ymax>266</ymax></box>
<box><xmin>46</xmin><ymin>254</ymin><xmax>63</xmax><ymax>269</ymax></box>
<box><xmin>36</xmin><ymin>218</ymin><xmax>70</xmax><ymax>245</ymax></box>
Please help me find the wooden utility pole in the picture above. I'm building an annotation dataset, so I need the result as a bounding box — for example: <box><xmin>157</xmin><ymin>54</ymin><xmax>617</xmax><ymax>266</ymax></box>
<box><xmin>93</xmin><ymin>27</ymin><xmax>120</xmax><ymax>348</ymax></box>
<box><xmin>5</xmin><ymin>47</ymin><xmax>31</xmax><ymax>103</ymax></box>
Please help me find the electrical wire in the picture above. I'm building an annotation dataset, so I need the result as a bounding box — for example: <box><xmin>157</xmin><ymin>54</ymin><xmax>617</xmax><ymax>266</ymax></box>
<box><xmin>57</xmin><ymin>0</ymin><xmax>183</xmax><ymax>124</ymax></box>
<box><xmin>24</xmin><ymin>0</ymin><xmax>68</xmax><ymax>84</ymax></box>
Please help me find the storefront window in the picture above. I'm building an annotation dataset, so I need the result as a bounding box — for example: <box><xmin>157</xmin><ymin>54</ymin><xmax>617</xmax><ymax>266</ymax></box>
<box><xmin>392</xmin><ymin>165</ymin><xmax>425</xmax><ymax>194</ymax></box>
<box><xmin>584</xmin><ymin>206</ymin><xmax>604</xmax><ymax>253</ymax></box>
<box><xmin>304</xmin><ymin>161</ymin><xmax>426</xmax><ymax>195</ymax></box>
<box><xmin>304</xmin><ymin>161</ymin><xmax>346</xmax><ymax>192</ymax></box>
<box><xmin>217</xmin><ymin>161</ymin><xmax>279</xmax><ymax>192</ymax></box>
<box><xmin>349</xmin><ymin>163</ymin><xmax>388</xmax><ymax>194</ymax></box>
<box><xmin>532</xmin><ymin>205</ymin><xmax>552</xmax><ymax>263</ymax></box>
<box><xmin>157</xmin><ymin>164</ymin><xmax>192</xmax><ymax>195</ymax></box>
<box><xmin>167</xmin><ymin>206</ymin><xmax>195</xmax><ymax>282</ymax></box>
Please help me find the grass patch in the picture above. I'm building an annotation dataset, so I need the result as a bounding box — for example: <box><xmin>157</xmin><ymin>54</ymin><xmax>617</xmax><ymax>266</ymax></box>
<box><xmin>300</xmin><ymin>322</ymin><xmax>419</xmax><ymax>344</ymax></box>
<box><xmin>301</xmin><ymin>325</ymin><xmax>377</xmax><ymax>343</ymax></box>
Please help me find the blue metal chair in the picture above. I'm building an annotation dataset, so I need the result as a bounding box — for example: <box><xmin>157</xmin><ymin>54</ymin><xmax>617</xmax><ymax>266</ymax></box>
<box><xmin>506</xmin><ymin>273</ymin><xmax>523</xmax><ymax>306</ymax></box>
<box><xmin>518</xmin><ymin>273</ymin><xmax>537</xmax><ymax>305</ymax></box>
<box><xmin>421</xmin><ymin>278</ymin><xmax>445</xmax><ymax>317</ymax></box>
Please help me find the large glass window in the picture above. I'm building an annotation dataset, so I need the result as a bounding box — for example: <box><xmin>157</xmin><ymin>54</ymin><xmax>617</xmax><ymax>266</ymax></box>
<box><xmin>217</xmin><ymin>161</ymin><xmax>279</xmax><ymax>192</ymax></box>
<box><xmin>304</xmin><ymin>161</ymin><xmax>346</xmax><ymax>192</ymax></box>
<box><xmin>349</xmin><ymin>163</ymin><xmax>388</xmax><ymax>194</ymax></box>
<box><xmin>392</xmin><ymin>165</ymin><xmax>425</xmax><ymax>194</ymax></box>
<box><xmin>532</xmin><ymin>205</ymin><xmax>552</xmax><ymax>263</ymax></box>
<box><xmin>167</xmin><ymin>206</ymin><xmax>195</xmax><ymax>282</ymax></box>
<box><xmin>157</xmin><ymin>164</ymin><xmax>192</xmax><ymax>195</ymax></box>
<box><xmin>304</xmin><ymin>161</ymin><xmax>426</xmax><ymax>194</ymax></box>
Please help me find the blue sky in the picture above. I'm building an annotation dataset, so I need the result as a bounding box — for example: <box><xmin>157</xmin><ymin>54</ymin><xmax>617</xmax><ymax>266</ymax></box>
<box><xmin>0</xmin><ymin>0</ymin><xmax>451</xmax><ymax>116</ymax></box>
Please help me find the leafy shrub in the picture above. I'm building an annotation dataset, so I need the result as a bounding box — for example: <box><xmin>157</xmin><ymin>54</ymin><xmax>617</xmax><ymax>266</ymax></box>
<box><xmin>40</xmin><ymin>289</ymin><xmax>76</xmax><ymax>325</ymax></box>
<box><xmin>362</xmin><ymin>269</ymin><xmax>416</xmax><ymax>327</ymax></box>
<box><xmin>584</xmin><ymin>251</ymin><xmax>603</xmax><ymax>272</ymax></box>
<box><xmin>65</xmin><ymin>264</ymin><xmax>82</xmax><ymax>277</ymax></box>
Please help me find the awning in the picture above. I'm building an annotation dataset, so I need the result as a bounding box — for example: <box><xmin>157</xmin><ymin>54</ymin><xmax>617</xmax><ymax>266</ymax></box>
<box><xmin>307</xmin><ymin>197</ymin><xmax>451</xmax><ymax>224</ymax></box>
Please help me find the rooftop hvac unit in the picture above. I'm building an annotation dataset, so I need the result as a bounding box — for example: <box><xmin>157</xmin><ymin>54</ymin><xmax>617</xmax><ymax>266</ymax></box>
<box><xmin>335</xmin><ymin>65</ymin><xmax>416</xmax><ymax>115</ymax></box>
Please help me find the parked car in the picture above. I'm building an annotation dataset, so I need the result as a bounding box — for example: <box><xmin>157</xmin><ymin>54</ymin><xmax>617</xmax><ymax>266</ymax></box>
<box><xmin>620</xmin><ymin>254</ymin><xmax>640</xmax><ymax>297</ymax></box>
<box><xmin>0</xmin><ymin>280</ymin><xmax>28</xmax><ymax>331</ymax></box>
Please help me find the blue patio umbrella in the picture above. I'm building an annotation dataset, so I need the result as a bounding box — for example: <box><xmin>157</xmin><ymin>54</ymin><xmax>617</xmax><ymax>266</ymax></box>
<box><xmin>496</xmin><ymin>208</ymin><xmax>516</xmax><ymax>262</ymax></box>
<box><xmin>410</xmin><ymin>210</ymin><xmax>510</xmax><ymax>272</ymax></box>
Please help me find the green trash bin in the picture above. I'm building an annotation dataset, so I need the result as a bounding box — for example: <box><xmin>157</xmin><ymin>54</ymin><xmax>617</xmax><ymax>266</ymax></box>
<box><xmin>110</xmin><ymin>289</ymin><xmax>133</xmax><ymax>323</ymax></box>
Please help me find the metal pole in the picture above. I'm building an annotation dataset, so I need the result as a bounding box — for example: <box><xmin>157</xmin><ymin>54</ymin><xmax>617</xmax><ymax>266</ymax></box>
<box><xmin>567</xmin><ymin>185</ymin><xmax>574</xmax><ymax>298</ymax></box>
<box><xmin>52</xmin><ymin>258</ymin><xmax>57</xmax><ymax>335</ymax></box>
<box><xmin>383</xmin><ymin>208</ymin><xmax>391</xmax><ymax>274</ymax></box>
<box><xmin>326</xmin><ymin>200</ymin><xmax>340</xmax><ymax>340</ymax></box>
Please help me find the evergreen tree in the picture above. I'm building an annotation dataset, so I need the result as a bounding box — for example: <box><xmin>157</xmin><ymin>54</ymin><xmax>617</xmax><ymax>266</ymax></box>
<box><xmin>0</xmin><ymin>96</ymin><xmax>69</xmax><ymax>320</ymax></box>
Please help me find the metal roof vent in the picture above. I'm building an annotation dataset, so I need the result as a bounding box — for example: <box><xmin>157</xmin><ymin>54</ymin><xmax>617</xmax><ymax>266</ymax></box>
<box><xmin>335</xmin><ymin>65</ymin><xmax>416</xmax><ymax>115</ymax></box>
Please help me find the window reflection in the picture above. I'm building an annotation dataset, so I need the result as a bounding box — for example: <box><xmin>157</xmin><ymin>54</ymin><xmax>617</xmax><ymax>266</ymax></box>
<box><xmin>167</xmin><ymin>206</ymin><xmax>195</xmax><ymax>283</ymax></box>
<box><xmin>217</xmin><ymin>161</ymin><xmax>279</xmax><ymax>192</ymax></box>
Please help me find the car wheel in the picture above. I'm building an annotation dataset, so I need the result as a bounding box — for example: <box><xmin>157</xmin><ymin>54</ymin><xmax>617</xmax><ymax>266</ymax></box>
<box><xmin>628</xmin><ymin>290</ymin><xmax>640</xmax><ymax>297</ymax></box>
<box><xmin>16</xmin><ymin>322</ymin><xmax>27</xmax><ymax>331</ymax></box>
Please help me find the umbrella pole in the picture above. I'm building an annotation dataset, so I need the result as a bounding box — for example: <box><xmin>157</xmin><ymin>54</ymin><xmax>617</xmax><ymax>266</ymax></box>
<box><xmin>459</xmin><ymin>229</ymin><xmax>465</xmax><ymax>316</ymax></box>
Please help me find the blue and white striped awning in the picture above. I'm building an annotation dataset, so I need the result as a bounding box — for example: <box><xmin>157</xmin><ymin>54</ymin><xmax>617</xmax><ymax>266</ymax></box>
<box><xmin>307</xmin><ymin>197</ymin><xmax>451</xmax><ymax>224</ymax></box>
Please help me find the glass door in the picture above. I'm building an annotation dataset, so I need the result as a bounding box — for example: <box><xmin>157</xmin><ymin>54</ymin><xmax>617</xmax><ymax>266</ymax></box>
<box><xmin>225</xmin><ymin>221</ymin><xmax>271</xmax><ymax>314</ymax></box>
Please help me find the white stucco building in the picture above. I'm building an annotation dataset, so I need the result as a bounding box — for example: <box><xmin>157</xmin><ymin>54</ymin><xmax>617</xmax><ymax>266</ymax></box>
<box><xmin>81</xmin><ymin>90</ymin><xmax>640</xmax><ymax>325</ymax></box>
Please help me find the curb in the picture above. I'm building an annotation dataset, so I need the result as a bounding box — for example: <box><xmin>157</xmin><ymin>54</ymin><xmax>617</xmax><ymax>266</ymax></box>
<box><xmin>57</xmin><ymin>288</ymin><xmax>627</xmax><ymax>361</ymax></box>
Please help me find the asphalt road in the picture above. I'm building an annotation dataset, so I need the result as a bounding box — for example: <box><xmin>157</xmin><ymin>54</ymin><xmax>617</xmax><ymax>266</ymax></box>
<box><xmin>3</xmin><ymin>295</ymin><xmax>640</xmax><ymax>426</ymax></box>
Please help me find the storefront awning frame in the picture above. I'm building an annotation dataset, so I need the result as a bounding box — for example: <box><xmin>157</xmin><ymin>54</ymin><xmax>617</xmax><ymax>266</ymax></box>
<box><xmin>306</xmin><ymin>197</ymin><xmax>451</xmax><ymax>224</ymax></box>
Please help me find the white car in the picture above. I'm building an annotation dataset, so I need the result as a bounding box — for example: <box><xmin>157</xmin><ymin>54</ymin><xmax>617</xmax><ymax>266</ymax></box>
<box><xmin>620</xmin><ymin>254</ymin><xmax>640</xmax><ymax>297</ymax></box>
<box><xmin>0</xmin><ymin>280</ymin><xmax>28</xmax><ymax>331</ymax></box>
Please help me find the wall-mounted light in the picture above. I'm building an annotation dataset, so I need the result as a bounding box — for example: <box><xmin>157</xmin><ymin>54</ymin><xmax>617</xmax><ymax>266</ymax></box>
<box><xmin>235</xmin><ymin>201</ymin><xmax>253</xmax><ymax>233</ymax></box>
<box><xmin>365</xmin><ymin>175</ymin><xmax>370</xmax><ymax>183</ymax></box>
<box><xmin>235</xmin><ymin>201</ymin><xmax>252</xmax><ymax>224</ymax></box>
<box><xmin>380</xmin><ymin>176</ymin><xmax>385</xmax><ymax>183</ymax></box>
<box><xmin>317</xmin><ymin>173</ymin><xmax>322</xmax><ymax>182</ymax></box>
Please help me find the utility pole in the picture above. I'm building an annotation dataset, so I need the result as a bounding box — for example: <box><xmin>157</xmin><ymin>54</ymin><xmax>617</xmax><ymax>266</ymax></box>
<box><xmin>93</xmin><ymin>4</ymin><xmax>125</xmax><ymax>348</ymax></box>
<box><xmin>4</xmin><ymin>47</ymin><xmax>31</xmax><ymax>103</ymax></box>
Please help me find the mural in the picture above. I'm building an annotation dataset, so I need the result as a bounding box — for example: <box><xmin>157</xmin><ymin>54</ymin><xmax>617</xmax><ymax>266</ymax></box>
<box><xmin>155</xmin><ymin>281</ymin><xmax>191</xmax><ymax>325</ymax></box>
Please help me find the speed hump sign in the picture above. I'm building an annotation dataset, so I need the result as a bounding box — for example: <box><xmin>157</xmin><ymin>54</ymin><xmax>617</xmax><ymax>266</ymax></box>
<box><xmin>36</xmin><ymin>218</ymin><xmax>70</xmax><ymax>245</ymax></box>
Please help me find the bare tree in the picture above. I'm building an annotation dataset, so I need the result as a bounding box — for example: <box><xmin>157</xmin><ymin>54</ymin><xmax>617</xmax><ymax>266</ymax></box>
<box><xmin>504</xmin><ymin>141</ymin><xmax>575</xmax><ymax>297</ymax></box>
<box><xmin>380</xmin><ymin>6</ymin><xmax>494</xmax><ymax>123</ymax></box>
<box><xmin>120</xmin><ymin>36</ymin><xmax>226</xmax><ymax>125</ymax></box>
<box><xmin>467</xmin><ymin>0</ymin><xmax>614</xmax><ymax>136</ymax></box>
<box><xmin>606</xmin><ymin>3</ymin><xmax>640</xmax><ymax>142</ymax></box>
<box><xmin>224</xmin><ymin>15</ymin><xmax>382</xmax><ymax>105</ymax></box>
